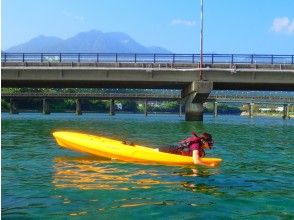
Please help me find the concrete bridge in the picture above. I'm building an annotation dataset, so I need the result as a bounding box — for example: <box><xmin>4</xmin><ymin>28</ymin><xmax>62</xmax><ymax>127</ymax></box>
<box><xmin>2</xmin><ymin>53</ymin><xmax>294</xmax><ymax>121</ymax></box>
<box><xmin>2</xmin><ymin>92</ymin><xmax>293</xmax><ymax>119</ymax></box>
<box><xmin>2</xmin><ymin>92</ymin><xmax>294</xmax><ymax>103</ymax></box>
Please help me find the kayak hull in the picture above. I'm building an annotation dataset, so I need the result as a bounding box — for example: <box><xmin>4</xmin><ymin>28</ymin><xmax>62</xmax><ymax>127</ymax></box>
<box><xmin>53</xmin><ymin>131</ymin><xmax>222</xmax><ymax>167</ymax></box>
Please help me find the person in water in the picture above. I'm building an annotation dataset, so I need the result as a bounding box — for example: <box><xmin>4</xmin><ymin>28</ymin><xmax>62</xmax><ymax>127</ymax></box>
<box><xmin>158</xmin><ymin>132</ymin><xmax>215</xmax><ymax>167</ymax></box>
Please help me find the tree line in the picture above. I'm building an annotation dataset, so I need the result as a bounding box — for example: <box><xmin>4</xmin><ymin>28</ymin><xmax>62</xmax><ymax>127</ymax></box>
<box><xmin>1</xmin><ymin>87</ymin><xmax>241</xmax><ymax>114</ymax></box>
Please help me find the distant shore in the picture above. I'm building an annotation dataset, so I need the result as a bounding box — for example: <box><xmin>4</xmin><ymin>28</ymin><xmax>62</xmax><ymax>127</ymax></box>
<box><xmin>240</xmin><ymin>111</ymin><xmax>293</xmax><ymax>118</ymax></box>
<box><xmin>1</xmin><ymin>110</ymin><xmax>292</xmax><ymax>118</ymax></box>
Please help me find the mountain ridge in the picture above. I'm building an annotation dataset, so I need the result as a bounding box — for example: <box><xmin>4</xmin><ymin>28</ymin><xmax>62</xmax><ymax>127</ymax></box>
<box><xmin>5</xmin><ymin>30</ymin><xmax>171</xmax><ymax>53</ymax></box>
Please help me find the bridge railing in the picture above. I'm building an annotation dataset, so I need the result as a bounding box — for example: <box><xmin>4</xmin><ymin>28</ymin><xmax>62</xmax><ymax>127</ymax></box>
<box><xmin>2</xmin><ymin>53</ymin><xmax>294</xmax><ymax>65</ymax></box>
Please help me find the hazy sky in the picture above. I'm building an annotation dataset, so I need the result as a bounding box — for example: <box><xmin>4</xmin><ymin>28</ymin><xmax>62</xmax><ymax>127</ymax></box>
<box><xmin>1</xmin><ymin>0</ymin><xmax>294</xmax><ymax>54</ymax></box>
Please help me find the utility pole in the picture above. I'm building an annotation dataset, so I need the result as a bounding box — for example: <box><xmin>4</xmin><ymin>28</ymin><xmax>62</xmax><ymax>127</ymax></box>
<box><xmin>200</xmin><ymin>0</ymin><xmax>204</xmax><ymax>80</ymax></box>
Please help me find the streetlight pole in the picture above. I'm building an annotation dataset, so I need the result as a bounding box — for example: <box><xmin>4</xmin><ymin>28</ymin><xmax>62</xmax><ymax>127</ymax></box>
<box><xmin>200</xmin><ymin>0</ymin><xmax>204</xmax><ymax>80</ymax></box>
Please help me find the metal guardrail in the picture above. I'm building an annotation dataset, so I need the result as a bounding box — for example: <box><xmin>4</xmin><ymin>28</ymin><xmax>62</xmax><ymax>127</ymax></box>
<box><xmin>2</xmin><ymin>53</ymin><xmax>294</xmax><ymax>65</ymax></box>
<box><xmin>2</xmin><ymin>93</ymin><xmax>294</xmax><ymax>104</ymax></box>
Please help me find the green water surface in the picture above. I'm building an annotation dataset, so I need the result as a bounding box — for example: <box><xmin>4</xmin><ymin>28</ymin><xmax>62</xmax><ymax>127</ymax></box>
<box><xmin>2</xmin><ymin>113</ymin><xmax>294</xmax><ymax>219</ymax></box>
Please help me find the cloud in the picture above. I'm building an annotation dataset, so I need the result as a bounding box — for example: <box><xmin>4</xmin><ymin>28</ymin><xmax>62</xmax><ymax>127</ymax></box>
<box><xmin>170</xmin><ymin>19</ymin><xmax>196</xmax><ymax>27</ymax></box>
<box><xmin>62</xmin><ymin>11</ymin><xmax>85</xmax><ymax>22</ymax></box>
<box><xmin>271</xmin><ymin>17</ymin><xmax>294</xmax><ymax>34</ymax></box>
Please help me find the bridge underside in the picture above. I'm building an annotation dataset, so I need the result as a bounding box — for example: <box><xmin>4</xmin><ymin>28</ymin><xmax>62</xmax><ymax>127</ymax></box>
<box><xmin>213</xmin><ymin>82</ymin><xmax>294</xmax><ymax>91</ymax></box>
<box><xmin>2</xmin><ymin>80</ymin><xmax>294</xmax><ymax>91</ymax></box>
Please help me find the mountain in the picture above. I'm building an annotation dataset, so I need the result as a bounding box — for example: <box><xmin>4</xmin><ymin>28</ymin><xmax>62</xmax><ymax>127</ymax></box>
<box><xmin>5</xmin><ymin>30</ymin><xmax>172</xmax><ymax>53</ymax></box>
<box><xmin>6</xmin><ymin>36</ymin><xmax>63</xmax><ymax>53</ymax></box>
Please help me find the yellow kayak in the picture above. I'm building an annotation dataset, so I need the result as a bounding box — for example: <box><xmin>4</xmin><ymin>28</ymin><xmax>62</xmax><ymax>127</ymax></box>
<box><xmin>53</xmin><ymin>131</ymin><xmax>222</xmax><ymax>167</ymax></box>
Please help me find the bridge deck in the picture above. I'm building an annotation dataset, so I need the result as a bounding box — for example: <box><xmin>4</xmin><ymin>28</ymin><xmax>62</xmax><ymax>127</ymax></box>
<box><xmin>2</xmin><ymin>62</ymin><xmax>294</xmax><ymax>91</ymax></box>
<box><xmin>2</xmin><ymin>53</ymin><xmax>294</xmax><ymax>91</ymax></box>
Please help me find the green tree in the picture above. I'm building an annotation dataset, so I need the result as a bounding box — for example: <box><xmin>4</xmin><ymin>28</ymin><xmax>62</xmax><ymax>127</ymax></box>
<box><xmin>120</xmin><ymin>100</ymin><xmax>138</xmax><ymax>112</ymax></box>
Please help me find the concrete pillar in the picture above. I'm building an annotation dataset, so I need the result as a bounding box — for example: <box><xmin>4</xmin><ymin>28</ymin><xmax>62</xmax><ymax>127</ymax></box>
<box><xmin>9</xmin><ymin>99</ymin><xmax>18</xmax><ymax>114</ymax></box>
<box><xmin>179</xmin><ymin>100</ymin><xmax>182</xmax><ymax>117</ymax></box>
<box><xmin>144</xmin><ymin>99</ymin><xmax>148</xmax><ymax>116</ymax></box>
<box><xmin>182</xmin><ymin>81</ymin><xmax>213</xmax><ymax>121</ymax></box>
<box><xmin>248</xmin><ymin>103</ymin><xmax>254</xmax><ymax>118</ymax></box>
<box><xmin>214</xmin><ymin>101</ymin><xmax>218</xmax><ymax>117</ymax></box>
<box><xmin>42</xmin><ymin>99</ymin><xmax>50</xmax><ymax>115</ymax></box>
<box><xmin>109</xmin><ymin>99</ymin><xmax>115</xmax><ymax>116</ymax></box>
<box><xmin>184</xmin><ymin>94</ymin><xmax>204</xmax><ymax>121</ymax></box>
<box><xmin>76</xmin><ymin>99</ymin><xmax>82</xmax><ymax>115</ymax></box>
<box><xmin>282</xmin><ymin>104</ymin><xmax>290</xmax><ymax>119</ymax></box>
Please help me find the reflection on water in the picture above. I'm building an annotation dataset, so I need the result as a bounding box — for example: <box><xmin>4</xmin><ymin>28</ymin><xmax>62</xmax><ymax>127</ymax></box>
<box><xmin>112</xmin><ymin>199</ymin><xmax>176</xmax><ymax>209</ymax></box>
<box><xmin>174</xmin><ymin>167</ymin><xmax>220</xmax><ymax>177</ymax></box>
<box><xmin>52</xmin><ymin>156</ymin><xmax>223</xmax><ymax>214</ymax></box>
<box><xmin>173</xmin><ymin>168</ymin><xmax>222</xmax><ymax>195</ymax></box>
<box><xmin>53</xmin><ymin>157</ymin><xmax>129</xmax><ymax>190</ymax></box>
<box><xmin>53</xmin><ymin>156</ymin><xmax>177</xmax><ymax>190</ymax></box>
<box><xmin>181</xmin><ymin>182</ymin><xmax>222</xmax><ymax>195</ymax></box>
<box><xmin>53</xmin><ymin>156</ymin><xmax>221</xmax><ymax>196</ymax></box>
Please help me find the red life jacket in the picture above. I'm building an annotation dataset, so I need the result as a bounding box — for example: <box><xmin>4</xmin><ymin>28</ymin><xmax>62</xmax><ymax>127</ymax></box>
<box><xmin>178</xmin><ymin>136</ymin><xmax>205</xmax><ymax>157</ymax></box>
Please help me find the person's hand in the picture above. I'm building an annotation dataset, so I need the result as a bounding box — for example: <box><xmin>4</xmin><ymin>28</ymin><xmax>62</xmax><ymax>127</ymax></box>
<box><xmin>209</xmin><ymin>162</ymin><xmax>216</xmax><ymax>167</ymax></box>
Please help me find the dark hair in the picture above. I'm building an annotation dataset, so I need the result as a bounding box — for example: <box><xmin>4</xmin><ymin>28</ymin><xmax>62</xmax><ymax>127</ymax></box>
<box><xmin>200</xmin><ymin>133</ymin><xmax>214</xmax><ymax>148</ymax></box>
<box><xmin>200</xmin><ymin>132</ymin><xmax>212</xmax><ymax>141</ymax></box>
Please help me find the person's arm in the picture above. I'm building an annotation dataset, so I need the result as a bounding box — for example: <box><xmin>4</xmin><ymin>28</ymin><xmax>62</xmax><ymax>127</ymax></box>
<box><xmin>179</xmin><ymin>138</ymin><xmax>189</xmax><ymax>145</ymax></box>
<box><xmin>192</xmin><ymin>150</ymin><xmax>215</xmax><ymax>167</ymax></box>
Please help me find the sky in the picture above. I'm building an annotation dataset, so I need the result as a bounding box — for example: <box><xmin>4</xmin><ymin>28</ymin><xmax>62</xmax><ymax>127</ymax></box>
<box><xmin>1</xmin><ymin>0</ymin><xmax>294</xmax><ymax>54</ymax></box>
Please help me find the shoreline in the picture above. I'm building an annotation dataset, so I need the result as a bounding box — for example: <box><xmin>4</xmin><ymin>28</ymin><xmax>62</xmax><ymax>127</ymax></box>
<box><xmin>240</xmin><ymin>112</ymin><xmax>293</xmax><ymax>118</ymax></box>
<box><xmin>1</xmin><ymin>111</ymin><xmax>292</xmax><ymax>118</ymax></box>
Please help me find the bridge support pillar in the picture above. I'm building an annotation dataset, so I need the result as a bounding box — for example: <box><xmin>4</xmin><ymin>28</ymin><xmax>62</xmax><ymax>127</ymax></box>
<box><xmin>282</xmin><ymin>104</ymin><xmax>290</xmax><ymax>119</ymax></box>
<box><xmin>109</xmin><ymin>99</ymin><xmax>115</xmax><ymax>116</ymax></box>
<box><xmin>9</xmin><ymin>99</ymin><xmax>18</xmax><ymax>114</ymax></box>
<box><xmin>42</xmin><ymin>99</ymin><xmax>50</xmax><ymax>115</ymax></box>
<box><xmin>76</xmin><ymin>99</ymin><xmax>82</xmax><ymax>115</ymax></box>
<box><xmin>144</xmin><ymin>99</ymin><xmax>148</xmax><ymax>116</ymax></box>
<box><xmin>182</xmin><ymin>81</ymin><xmax>213</xmax><ymax>121</ymax></box>
<box><xmin>248</xmin><ymin>103</ymin><xmax>254</xmax><ymax>118</ymax></box>
<box><xmin>214</xmin><ymin>102</ymin><xmax>218</xmax><ymax>117</ymax></box>
<box><xmin>185</xmin><ymin>100</ymin><xmax>204</xmax><ymax>121</ymax></box>
<box><xmin>179</xmin><ymin>100</ymin><xmax>182</xmax><ymax>117</ymax></box>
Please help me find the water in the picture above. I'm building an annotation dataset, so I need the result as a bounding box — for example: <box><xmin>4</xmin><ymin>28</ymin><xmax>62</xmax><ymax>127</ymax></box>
<box><xmin>2</xmin><ymin>113</ymin><xmax>294</xmax><ymax>219</ymax></box>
